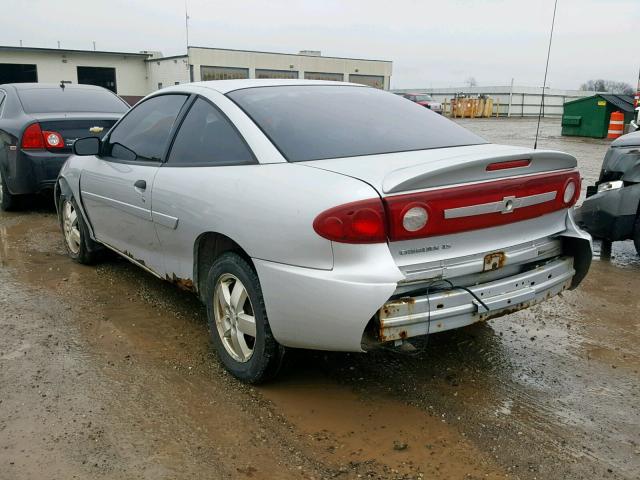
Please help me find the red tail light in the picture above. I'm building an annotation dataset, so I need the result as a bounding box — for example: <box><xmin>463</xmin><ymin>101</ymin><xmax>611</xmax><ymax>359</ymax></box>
<box><xmin>385</xmin><ymin>170</ymin><xmax>581</xmax><ymax>241</ymax></box>
<box><xmin>21</xmin><ymin>123</ymin><xmax>45</xmax><ymax>149</ymax></box>
<box><xmin>21</xmin><ymin>123</ymin><xmax>64</xmax><ymax>150</ymax></box>
<box><xmin>43</xmin><ymin>130</ymin><xmax>64</xmax><ymax>149</ymax></box>
<box><xmin>313</xmin><ymin>198</ymin><xmax>387</xmax><ymax>243</ymax></box>
<box><xmin>314</xmin><ymin>171</ymin><xmax>580</xmax><ymax>244</ymax></box>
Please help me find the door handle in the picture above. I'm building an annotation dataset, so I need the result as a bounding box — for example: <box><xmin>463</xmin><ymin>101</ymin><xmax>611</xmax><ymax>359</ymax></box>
<box><xmin>134</xmin><ymin>179</ymin><xmax>147</xmax><ymax>190</ymax></box>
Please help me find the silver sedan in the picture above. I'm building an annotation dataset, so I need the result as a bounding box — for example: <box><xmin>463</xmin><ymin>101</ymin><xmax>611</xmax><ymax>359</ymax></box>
<box><xmin>56</xmin><ymin>79</ymin><xmax>592</xmax><ymax>383</ymax></box>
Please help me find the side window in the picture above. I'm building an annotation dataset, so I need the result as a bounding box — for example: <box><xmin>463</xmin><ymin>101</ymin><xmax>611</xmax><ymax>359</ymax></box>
<box><xmin>105</xmin><ymin>94</ymin><xmax>187</xmax><ymax>161</ymax></box>
<box><xmin>168</xmin><ymin>98</ymin><xmax>254</xmax><ymax>166</ymax></box>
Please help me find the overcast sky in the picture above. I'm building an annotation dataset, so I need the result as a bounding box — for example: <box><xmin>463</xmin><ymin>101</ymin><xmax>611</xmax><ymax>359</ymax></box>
<box><xmin>2</xmin><ymin>0</ymin><xmax>637</xmax><ymax>90</ymax></box>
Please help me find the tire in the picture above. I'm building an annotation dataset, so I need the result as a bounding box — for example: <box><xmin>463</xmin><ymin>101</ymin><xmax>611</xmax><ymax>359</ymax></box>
<box><xmin>634</xmin><ymin>214</ymin><xmax>640</xmax><ymax>257</ymax></box>
<box><xmin>58</xmin><ymin>194</ymin><xmax>99</xmax><ymax>264</ymax></box>
<box><xmin>206</xmin><ymin>252</ymin><xmax>284</xmax><ymax>383</ymax></box>
<box><xmin>0</xmin><ymin>169</ymin><xmax>19</xmax><ymax>211</ymax></box>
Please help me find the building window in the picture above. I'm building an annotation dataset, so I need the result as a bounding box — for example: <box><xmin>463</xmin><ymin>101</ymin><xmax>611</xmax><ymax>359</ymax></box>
<box><xmin>304</xmin><ymin>72</ymin><xmax>344</xmax><ymax>82</ymax></box>
<box><xmin>158</xmin><ymin>82</ymin><xmax>163</xmax><ymax>89</ymax></box>
<box><xmin>0</xmin><ymin>63</ymin><xmax>38</xmax><ymax>84</ymax></box>
<box><xmin>77</xmin><ymin>66</ymin><xmax>117</xmax><ymax>93</ymax></box>
<box><xmin>175</xmin><ymin>81</ymin><xmax>180</xmax><ymax>85</ymax></box>
<box><xmin>255</xmin><ymin>69</ymin><xmax>298</xmax><ymax>79</ymax></box>
<box><xmin>200</xmin><ymin>66</ymin><xmax>249</xmax><ymax>81</ymax></box>
<box><xmin>349</xmin><ymin>74</ymin><xmax>385</xmax><ymax>89</ymax></box>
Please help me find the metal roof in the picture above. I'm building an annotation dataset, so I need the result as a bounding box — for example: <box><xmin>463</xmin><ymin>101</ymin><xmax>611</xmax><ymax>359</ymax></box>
<box><xmin>598</xmin><ymin>94</ymin><xmax>634</xmax><ymax>113</ymax></box>
<box><xmin>0</xmin><ymin>45</ymin><xmax>150</xmax><ymax>57</ymax></box>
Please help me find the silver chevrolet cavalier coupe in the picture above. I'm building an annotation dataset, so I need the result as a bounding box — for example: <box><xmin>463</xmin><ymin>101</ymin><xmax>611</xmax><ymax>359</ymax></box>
<box><xmin>56</xmin><ymin>79</ymin><xmax>592</xmax><ymax>383</ymax></box>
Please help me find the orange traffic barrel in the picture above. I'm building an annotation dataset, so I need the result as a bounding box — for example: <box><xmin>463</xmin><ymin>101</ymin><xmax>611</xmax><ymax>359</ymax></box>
<box><xmin>607</xmin><ymin>111</ymin><xmax>625</xmax><ymax>139</ymax></box>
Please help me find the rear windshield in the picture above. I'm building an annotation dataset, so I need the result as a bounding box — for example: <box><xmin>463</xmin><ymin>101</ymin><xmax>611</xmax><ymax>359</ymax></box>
<box><xmin>227</xmin><ymin>85</ymin><xmax>485</xmax><ymax>162</ymax></box>
<box><xmin>18</xmin><ymin>87</ymin><xmax>129</xmax><ymax>114</ymax></box>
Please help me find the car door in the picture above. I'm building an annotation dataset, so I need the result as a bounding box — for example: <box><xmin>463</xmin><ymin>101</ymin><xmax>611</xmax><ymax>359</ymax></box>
<box><xmin>80</xmin><ymin>93</ymin><xmax>189</xmax><ymax>273</ymax></box>
<box><xmin>151</xmin><ymin>96</ymin><xmax>257</xmax><ymax>281</ymax></box>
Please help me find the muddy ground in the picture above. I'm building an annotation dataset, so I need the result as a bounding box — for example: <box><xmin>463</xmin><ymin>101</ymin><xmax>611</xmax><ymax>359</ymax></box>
<box><xmin>1</xmin><ymin>118</ymin><xmax>638</xmax><ymax>480</ymax></box>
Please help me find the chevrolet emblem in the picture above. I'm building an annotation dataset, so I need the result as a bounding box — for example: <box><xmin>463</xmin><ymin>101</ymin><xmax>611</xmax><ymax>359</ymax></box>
<box><xmin>89</xmin><ymin>126</ymin><xmax>104</xmax><ymax>134</ymax></box>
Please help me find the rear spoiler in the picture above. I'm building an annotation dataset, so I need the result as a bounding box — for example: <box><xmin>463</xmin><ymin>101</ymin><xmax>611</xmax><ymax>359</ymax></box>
<box><xmin>382</xmin><ymin>149</ymin><xmax>577</xmax><ymax>194</ymax></box>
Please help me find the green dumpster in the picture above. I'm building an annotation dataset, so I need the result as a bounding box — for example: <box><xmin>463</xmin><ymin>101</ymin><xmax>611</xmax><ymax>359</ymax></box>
<box><xmin>561</xmin><ymin>94</ymin><xmax>634</xmax><ymax>138</ymax></box>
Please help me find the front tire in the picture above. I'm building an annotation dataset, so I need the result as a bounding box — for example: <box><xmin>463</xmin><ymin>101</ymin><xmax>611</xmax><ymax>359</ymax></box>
<box><xmin>206</xmin><ymin>252</ymin><xmax>284</xmax><ymax>383</ymax></box>
<box><xmin>59</xmin><ymin>195</ymin><xmax>99</xmax><ymax>264</ymax></box>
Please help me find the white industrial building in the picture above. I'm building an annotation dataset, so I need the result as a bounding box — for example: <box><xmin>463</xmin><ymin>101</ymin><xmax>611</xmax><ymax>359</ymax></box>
<box><xmin>0</xmin><ymin>45</ymin><xmax>392</xmax><ymax>104</ymax></box>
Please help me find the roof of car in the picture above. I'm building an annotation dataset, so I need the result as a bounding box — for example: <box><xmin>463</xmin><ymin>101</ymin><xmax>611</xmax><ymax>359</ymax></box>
<box><xmin>0</xmin><ymin>82</ymin><xmax>110</xmax><ymax>91</ymax></box>
<box><xmin>161</xmin><ymin>79</ymin><xmax>365</xmax><ymax>94</ymax></box>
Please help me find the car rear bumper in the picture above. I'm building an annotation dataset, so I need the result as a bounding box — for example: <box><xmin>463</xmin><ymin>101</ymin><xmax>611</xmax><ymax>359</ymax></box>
<box><xmin>5</xmin><ymin>150</ymin><xmax>69</xmax><ymax>195</ymax></box>
<box><xmin>378</xmin><ymin>256</ymin><xmax>574</xmax><ymax>342</ymax></box>
<box><xmin>255</xmin><ymin>211</ymin><xmax>591</xmax><ymax>353</ymax></box>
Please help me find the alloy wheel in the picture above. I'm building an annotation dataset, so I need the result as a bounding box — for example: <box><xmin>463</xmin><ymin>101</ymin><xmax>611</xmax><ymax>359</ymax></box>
<box><xmin>62</xmin><ymin>200</ymin><xmax>81</xmax><ymax>255</ymax></box>
<box><xmin>213</xmin><ymin>273</ymin><xmax>257</xmax><ymax>362</ymax></box>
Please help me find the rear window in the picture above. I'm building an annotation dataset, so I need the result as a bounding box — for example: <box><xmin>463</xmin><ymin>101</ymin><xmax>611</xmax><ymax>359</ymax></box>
<box><xmin>18</xmin><ymin>87</ymin><xmax>129</xmax><ymax>114</ymax></box>
<box><xmin>227</xmin><ymin>85</ymin><xmax>486</xmax><ymax>162</ymax></box>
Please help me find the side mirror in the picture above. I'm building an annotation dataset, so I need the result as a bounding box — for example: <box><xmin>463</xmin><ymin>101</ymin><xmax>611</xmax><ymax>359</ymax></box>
<box><xmin>73</xmin><ymin>136</ymin><xmax>101</xmax><ymax>156</ymax></box>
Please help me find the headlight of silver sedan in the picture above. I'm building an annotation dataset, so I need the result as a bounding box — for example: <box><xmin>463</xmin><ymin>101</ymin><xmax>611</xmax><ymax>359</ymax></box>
<box><xmin>597</xmin><ymin>180</ymin><xmax>624</xmax><ymax>193</ymax></box>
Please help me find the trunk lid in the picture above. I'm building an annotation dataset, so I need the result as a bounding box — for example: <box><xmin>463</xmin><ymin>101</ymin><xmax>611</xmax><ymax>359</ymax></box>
<box><xmin>30</xmin><ymin>113</ymin><xmax>121</xmax><ymax>153</ymax></box>
<box><xmin>302</xmin><ymin>144</ymin><xmax>576</xmax><ymax>195</ymax></box>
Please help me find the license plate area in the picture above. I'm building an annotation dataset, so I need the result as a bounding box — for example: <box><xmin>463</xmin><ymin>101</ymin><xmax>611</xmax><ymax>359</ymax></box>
<box><xmin>483</xmin><ymin>252</ymin><xmax>506</xmax><ymax>272</ymax></box>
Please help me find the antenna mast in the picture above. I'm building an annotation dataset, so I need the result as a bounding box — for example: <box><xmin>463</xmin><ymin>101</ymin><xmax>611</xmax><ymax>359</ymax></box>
<box><xmin>185</xmin><ymin>1</ymin><xmax>190</xmax><ymax>51</ymax></box>
<box><xmin>534</xmin><ymin>0</ymin><xmax>558</xmax><ymax>150</ymax></box>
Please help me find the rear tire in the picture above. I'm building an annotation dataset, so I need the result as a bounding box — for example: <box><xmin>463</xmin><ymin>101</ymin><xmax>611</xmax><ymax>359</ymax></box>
<box><xmin>58</xmin><ymin>194</ymin><xmax>99</xmax><ymax>264</ymax></box>
<box><xmin>206</xmin><ymin>252</ymin><xmax>284</xmax><ymax>383</ymax></box>
<box><xmin>0</xmin><ymin>169</ymin><xmax>19</xmax><ymax>211</ymax></box>
<box><xmin>633</xmin><ymin>214</ymin><xmax>640</xmax><ymax>256</ymax></box>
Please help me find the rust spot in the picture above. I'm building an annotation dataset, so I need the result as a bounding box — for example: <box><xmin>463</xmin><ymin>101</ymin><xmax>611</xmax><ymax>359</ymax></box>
<box><xmin>399</xmin><ymin>330</ymin><xmax>407</xmax><ymax>339</ymax></box>
<box><xmin>120</xmin><ymin>249</ymin><xmax>146</xmax><ymax>266</ymax></box>
<box><xmin>165</xmin><ymin>273</ymin><xmax>195</xmax><ymax>292</ymax></box>
<box><xmin>483</xmin><ymin>251</ymin><xmax>506</xmax><ymax>271</ymax></box>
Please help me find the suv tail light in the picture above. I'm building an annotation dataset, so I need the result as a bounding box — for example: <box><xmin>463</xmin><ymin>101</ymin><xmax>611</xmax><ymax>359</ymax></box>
<box><xmin>313</xmin><ymin>198</ymin><xmax>387</xmax><ymax>243</ymax></box>
<box><xmin>21</xmin><ymin>123</ymin><xmax>64</xmax><ymax>150</ymax></box>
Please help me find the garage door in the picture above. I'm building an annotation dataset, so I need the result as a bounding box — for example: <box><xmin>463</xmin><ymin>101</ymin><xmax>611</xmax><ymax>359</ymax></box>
<box><xmin>349</xmin><ymin>74</ymin><xmax>385</xmax><ymax>89</ymax></box>
<box><xmin>200</xmin><ymin>66</ymin><xmax>249</xmax><ymax>81</ymax></box>
<box><xmin>0</xmin><ymin>63</ymin><xmax>38</xmax><ymax>84</ymax></box>
<box><xmin>77</xmin><ymin>66</ymin><xmax>117</xmax><ymax>93</ymax></box>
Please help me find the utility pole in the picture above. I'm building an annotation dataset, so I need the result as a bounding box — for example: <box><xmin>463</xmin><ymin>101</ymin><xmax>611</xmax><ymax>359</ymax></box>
<box><xmin>93</xmin><ymin>41</ymin><xmax>96</xmax><ymax>51</ymax></box>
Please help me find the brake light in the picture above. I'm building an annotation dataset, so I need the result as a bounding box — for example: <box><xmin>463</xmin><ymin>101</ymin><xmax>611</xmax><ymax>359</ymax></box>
<box><xmin>313</xmin><ymin>198</ymin><xmax>387</xmax><ymax>243</ymax></box>
<box><xmin>486</xmin><ymin>159</ymin><xmax>531</xmax><ymax>171</ymax></box>
<box><xmin>21</xmin><ymin>123</ymin><xmax>64</xmax><ymax>150</ymax></box>
<box><xmin>385</xmin><ymin>170</ymin><xmax>581</xmax><ymax>241</ymax></box>
<box><xmin>43</xmin><ymin>130</ymin><xmax>64</xmax><ymax>149</ymax></box>
<box><xmin>21</xmin><ymin>123</ymin><xmax>45</xmax><ymax>149</ymax></box>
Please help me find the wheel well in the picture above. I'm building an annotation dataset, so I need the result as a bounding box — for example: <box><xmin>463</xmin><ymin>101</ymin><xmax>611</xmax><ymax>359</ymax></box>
<box><xmin>194</xmin><ymin>232</ymin><xmax>253</xmax><ymax>300</ymax></box>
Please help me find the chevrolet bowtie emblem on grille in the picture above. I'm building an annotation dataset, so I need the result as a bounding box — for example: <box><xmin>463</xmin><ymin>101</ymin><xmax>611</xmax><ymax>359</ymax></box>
<box><xmin>89</xmin><ymin>126</ymin><xmax>104</xmax><ymax>134</ymax></box>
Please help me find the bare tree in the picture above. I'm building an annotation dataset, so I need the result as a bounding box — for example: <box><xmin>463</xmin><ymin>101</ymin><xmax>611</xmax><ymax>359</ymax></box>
<box><xmin>580</xmin><ymin>79</ymin><xmax>634</xmax><ymax>95</ymax></box>
<box><xmin>465</xmin><ymin>76</ymin><xmax>477</xmax><ymax>87</ymax></box>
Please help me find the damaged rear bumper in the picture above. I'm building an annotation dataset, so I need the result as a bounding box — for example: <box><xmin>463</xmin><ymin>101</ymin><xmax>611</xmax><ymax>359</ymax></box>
<box><xmin>378</xmin><ymin>256</ymin><xmax>574</xmax><ymax>342</ymax></box>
